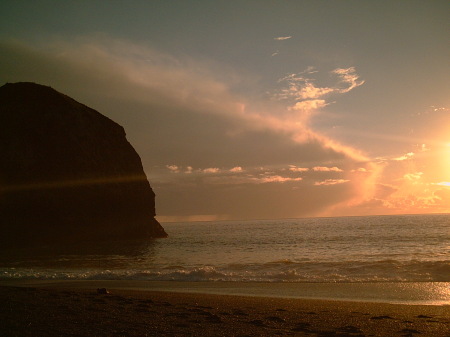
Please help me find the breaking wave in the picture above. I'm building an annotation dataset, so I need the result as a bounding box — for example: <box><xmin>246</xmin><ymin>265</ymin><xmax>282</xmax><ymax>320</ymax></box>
<box><xmin>1</xmin><ymin>260</ymin><xmax>448</xmax><ymax>283</ymax></box>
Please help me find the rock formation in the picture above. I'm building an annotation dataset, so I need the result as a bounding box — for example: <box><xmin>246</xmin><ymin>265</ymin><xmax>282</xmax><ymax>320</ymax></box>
<box><xmin>0</xmin><ymin>82</ymin><xmax>167</xmax><ymax>247</ymax></box>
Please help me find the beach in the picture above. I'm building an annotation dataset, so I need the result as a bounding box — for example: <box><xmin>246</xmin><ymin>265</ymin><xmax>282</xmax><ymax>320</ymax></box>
<box><xmin>1</xmin><ymin>281</ymin><xmax>449</xmax><ymax>337</ymax></box>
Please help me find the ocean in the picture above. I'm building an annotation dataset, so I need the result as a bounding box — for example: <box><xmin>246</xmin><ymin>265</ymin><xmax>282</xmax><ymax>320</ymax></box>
<box><xmin>1</xmin><ymin>214</ymin><xmax>449</xmax><ymax>304</ymax></box>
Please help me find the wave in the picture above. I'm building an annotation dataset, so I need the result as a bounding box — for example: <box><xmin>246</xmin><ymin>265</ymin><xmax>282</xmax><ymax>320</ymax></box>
<box><xmin>1</xmin><ymin>260</ymin><xmax>448</xmax><ymax>283</ymax></box>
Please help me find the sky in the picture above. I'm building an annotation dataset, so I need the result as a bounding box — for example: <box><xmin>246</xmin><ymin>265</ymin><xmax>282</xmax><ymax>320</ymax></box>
<box><xmin>1</xmin><ymin>0</ymin><xmax>449</xmax><ymax>222</ymax></box>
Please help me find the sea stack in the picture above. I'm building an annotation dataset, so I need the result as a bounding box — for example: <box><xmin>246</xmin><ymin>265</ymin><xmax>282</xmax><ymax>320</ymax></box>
<box><xmin>0</xmin><ymin>82</ymin><xmax>167</xmax><ymax>246</ymax></box>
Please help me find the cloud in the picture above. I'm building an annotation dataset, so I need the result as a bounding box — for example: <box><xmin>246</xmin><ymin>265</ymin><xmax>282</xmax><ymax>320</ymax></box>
<box><xmin>202</xmin><ymin>167</ymin><xmax>220</xmax><ymax>173</ymax></box>
<box><xmin>428</xmin><ymin>106</ymin><xmax>449</xmax><ymax>113</ymax></box>
<box><xmin>379</xmin><ymin>188</ymin><xmax>450</xmax><ymax>213</ymax></box>
<box><xmin>230</xmin><ymin>166</ymin><xmax>243</xmax><ymax>172</ymax></box>
<box><xmin>312</xmin><ymin>166</ymin><xmax>343</xmax><ymax>172</ymax></box>
<box><xmin>352</xmin><ymin>168</ymin><xmax>369</xmax><ymax>173</ymax></box>
<box><xmin>201</xmin><ymin>173</ymin><xmax>303</xmax><ymax>185</ymax></box>
<box><xmin>314</xmin><ymin>179</ymin><xmax>349</xmax><ymax>186</ymax></box>
<box><xmin>166</xmin><ymin>165</ymin><xmax>247</xmax><ymax>176</ymax></box>
<box><xmin>403</xmin><ymin>172</ymin><xmax>423</xmax><ymax>181</ymax></box>
<box><xmin>434</xmin><ymin>188</ymin><xmax>450</xmax><ymax>203</ymax></box>
<box><xmin>275</xmin><ymin>67</ymin><xmax>364</xmax><ymax>102</ymax></box>
<box><xmin>289</xmin><ymin>99</ymin><xmax>328</xmax><ymax>111</ymax></box>
<box><xmin>393</xmin><ymin>152</ymin><xmax>414</xmax><ymax>161</ymax></box>
<box><xmin>332</xmin><ymin>67</ymin><xmax>365</xmax><ymax>93</ymax></box>
<box><xmin>288</xmin><ymin>165</ymin><xmax>309</xmax><ymax>172</ymax></box>
<box><xmin>297</xmin><ymin>83</ymin><xmax>334</xmax><ymax>100</ymax></box>
<box><xmin>275</xmin><ymin>75</ymin><xmax>333</xmax><ymax>101</ymax></box>
<box><xmin>166</xmin><ymin>165</ymin><xmax>180</xmax><ymax>173</ymax></box>
<box><xmin>257</xmin><ymin>175</ymin><xmax>302</xmax><ymax>183</ymax></box>
<box><xmin>269</xmin><ymin>68</ymin><xmax>367</xmax><ymax>157</ymax></box>
<box><xmin>434</xmin><ymin>182</ymin><xmax>450</xmax><ymax>187</ymax></box>
<box><xmin>274</xmin><ymin>36</ymin><xmax>292</xmax><ymax>40</ymax></box>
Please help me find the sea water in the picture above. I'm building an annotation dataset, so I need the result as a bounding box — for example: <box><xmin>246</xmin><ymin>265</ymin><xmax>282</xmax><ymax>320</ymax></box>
<box><xmin>1</xmin><ymin>214</ymin><xmax>449</xmax><ymax>304</ymax></box>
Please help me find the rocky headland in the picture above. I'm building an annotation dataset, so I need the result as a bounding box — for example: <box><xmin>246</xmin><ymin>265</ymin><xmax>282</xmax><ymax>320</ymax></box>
<box><xmin>0</xmin><ymin>82</ymin><xmax>167</xmax><ymax>247</ymax></box>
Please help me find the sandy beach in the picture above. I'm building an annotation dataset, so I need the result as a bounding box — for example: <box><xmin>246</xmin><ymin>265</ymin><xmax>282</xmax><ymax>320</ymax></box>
<box><xmin>1</xmin><ymin>281</ymin><xmax>449</xmax><ymax>336</ymax></box>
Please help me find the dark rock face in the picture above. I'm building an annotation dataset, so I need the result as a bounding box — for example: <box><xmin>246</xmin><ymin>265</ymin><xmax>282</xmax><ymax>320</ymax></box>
<box><xmin>0</xmin><ymin>82</ymin><xmax>167</xmax><ymax>246</ymax></box>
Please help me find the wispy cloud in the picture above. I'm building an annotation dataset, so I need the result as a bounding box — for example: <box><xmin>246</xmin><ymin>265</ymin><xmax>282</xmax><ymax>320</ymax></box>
<box><xmin>275</xmin><ymin>67</ymin><xmax>364</xmax><ymax>102</ymax></box>
<box><xmin>422</xmin><ymin>106</ymin><xmax>449</xmax><ymax>114</ymax></box>
<box><xmin>166</xmin><ymin>165</ymin><xmax>245</xmax><ymax>175</ymax></box>
<box><xmin>314</xmin><ymin>179</ymin><xmax>349</xmax><ymax>186</ymax></box>
<box><xmin>288</xmin><ymin>165</ymin><xmax>309</xmax><ymax>172</ymax></box>
<box><xmin>403</xmin><ymin>172</ymin><xmax>423</xmax><ymax>181</ymax></box>
<box><xmin>332</xmin><ymin>67</ymin><xmax>365</xmax><ymax>93</ymax></box>
<box><xmin>271</xmin><ymin>67</ymin><xmax>365</xmax><ymax>152</ymax></box>
<box><xmin>289</xmin><ymin>99</ymin><xmax>328</xmax><ymax>111</ymax></box>
<box><xmin>202</xmin><ymin>167</ymin><xmax>220</xmax><ymax>173</ymax></box>
<box><xmin>204</xmin><ymin>174</ymin><xmax>303</xmax><ymax>185</ymax></box>
<box><xmin>274</xmin><ymin>36</ymin><xmax>292</xmax><ymax>40</ymax></box>
<box><xmin>393</xmin><ymin>152</ymin><xmax>414</xmax><ymax>161</ymax></box>
<box><xmin>313</xmin><ymin>166</ymin><xmax>343</xmax><ymax>172</ymax></box>
<box><xmin>257</xmin><ymin>175</ymin><xmax>302</xmax><ymax>183</ymax></box>
<box><xmin>434</xmin><ymin>182</ymin><xmax>450</xmax><ymax>187</ymax></box>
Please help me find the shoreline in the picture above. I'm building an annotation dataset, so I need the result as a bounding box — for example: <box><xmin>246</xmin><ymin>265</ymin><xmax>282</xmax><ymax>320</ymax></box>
<box><xmin>1</xmin><ymin>279</ymin><xmax>449</xmax><ymax>306</ymax></box>
<box><xmin>1</xmin><ymin>281</ymin><xmax>449</xmax><ymax>336</ymax></box>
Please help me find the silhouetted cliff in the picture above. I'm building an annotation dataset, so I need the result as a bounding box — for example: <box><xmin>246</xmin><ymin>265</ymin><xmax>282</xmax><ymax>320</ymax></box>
<box><xmin>0</xmin><ymin>82</ymin><xmax>167</xmax><ymax>246</ymax></box>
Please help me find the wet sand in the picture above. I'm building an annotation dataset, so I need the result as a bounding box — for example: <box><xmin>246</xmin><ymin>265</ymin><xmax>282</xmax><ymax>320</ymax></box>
<box><xmin>1</xmin><ymin>282</ymin><xmax>449</xmax><ymax>336</ymax></box>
